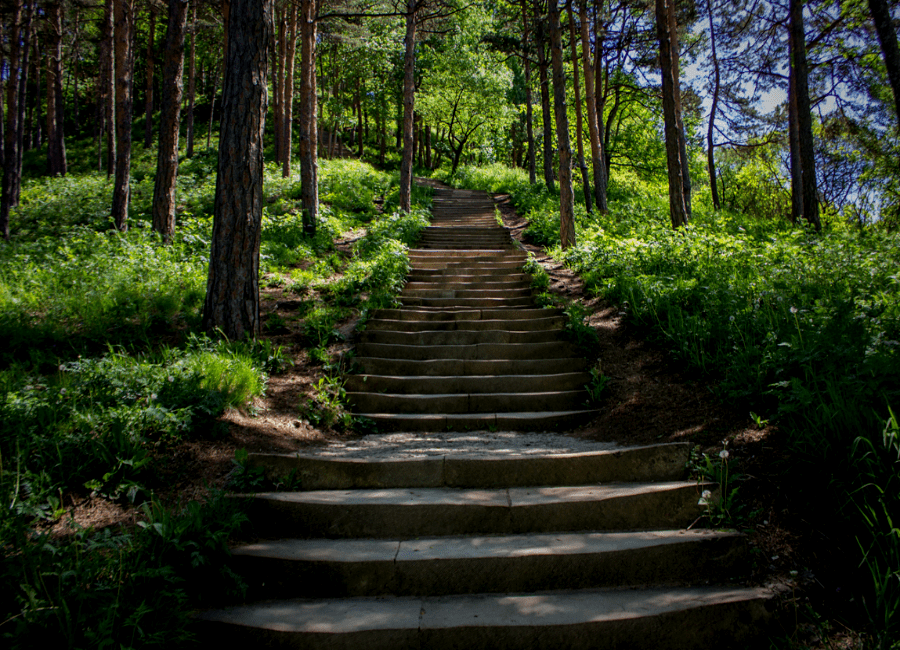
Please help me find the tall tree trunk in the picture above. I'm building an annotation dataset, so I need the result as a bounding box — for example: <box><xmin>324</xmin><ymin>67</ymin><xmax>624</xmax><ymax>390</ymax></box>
<box><xmin>579</xmin><ymin>0</ymin><xmax>607</xmax><ymax>212</ymax></box>
<box><xmin>206</xmin><ymin>59</ymin><xmax>220</xmax><ymax>149</ymax></box>
<box><xmin>655</xmin><ymin>0</ymin><xmax>690</xmax><ymax>228</ymax></box>
<box><xmin>868</xmin><ymin>0</ymin><xmax>900</xmax><ymax>129</ymax></box>
<box><xmin>103</xmin><ymin>0</ymin><xmax>116</xmax><ymax>177</ymax></box>
<box><xmin>788</xmin><ymin>30</ymin><xmax>803</xmax><ymax>225</ymax></box>
<box><xmin>186</xmin><ymin>0</ymin><xmax>197</xmax><ymax>157</ymax></box>
<box><xmin>72</xmin><ymin>15</ymin><xmax>81</xmax><ymax>135</ymax></box>
<box><xmin>46</xmin><ymin>0</ymin><xmax>67</xmax><ymax>176</ymax></box>
<box><xmin>14</xmin><ymin>1</ymin><xmax>34</xmax><ymax>207</ymax></box>
<box><xmin>535</xmin><ymin>19</ymin><xmax>555</xmax><ymax>192</ymax></box>
<box><xmin>548</xmin><ymin>0</ymin><xmax>576</xmax><ymax>248</ymax></box>
<box><xmin>425</xmin><ymin>123</ymin><xmax>431</xmax><ymax>168</ymax></box>
<box><xmin>399</xmin><ymin>0</ymin><xmax>417</xmax><ymax>212</ymax></box>
<box><xmin>203</xmin><ymin>0</ymin><xmax>273</xmax><ymax>339</ymax></box>
<box><xmin>669</xmin><ymin>0</ymin><xmax>691</xmax><ymax>219</ymax></box>
<box><xmin>144</xmin><ymin>8</ymin><xmax>156</xmax><ymax>149</ymax></box>
<box><xmin>566</xmin><ymin>0</ymin><xmax>591</xmax><ymax>213</ymax></box>
<box><xmin>706</xmin><ymin>0</ymin><xmax>720</xmax><ymax>209</ymax></box>
<box><xmin>1</xmin><ymin>0</ymin><xmax>24</xmax><ymax>240</ymax></box>
<box><xmin>272</xmin><ymin>4</ymin><xmax>285</xmax><ymax>164</ymax></box>
<box><xmin>790</xmin><ymin>0</ymin><xmax>820</xmax><ymax>230</ymax></box>
<box><xmin>111</xmin><ymin>0</ymin><xmax>135</xmax><ymax>232</ymax></box>
<box><xmin>298</xmin><ymin>0</ymin><xmax>318</xmax><ymax>234</ymax></box>
<box><xmin>522</xmin><ymin>0</ymin><xmax>536</xmax><ymax>184</ymax></box>
<box><xmin>152</xmin><ymin>0</ymin><xmax>189</xmax><ymax>242</ymax></box>
<box><xmin>282</xmin><ymin>0</ymin><xmax>298</xmax><ymax>177</ymax></box>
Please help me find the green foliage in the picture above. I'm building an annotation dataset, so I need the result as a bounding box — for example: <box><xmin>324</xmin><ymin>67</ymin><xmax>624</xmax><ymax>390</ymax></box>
<box><xmin>0</xmin><ymin>492</ymin><xmax>247</xmax><ymax>649</ymax></box>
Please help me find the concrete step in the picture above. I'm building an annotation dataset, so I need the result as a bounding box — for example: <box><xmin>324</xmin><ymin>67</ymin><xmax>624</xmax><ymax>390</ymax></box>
<box><xmin>229</xmin><ymin>529</ymin><xmax>748</xmax><ymax>599</ymax></box>
<box><xmin>195</xmin><ymin>585</ymin><xmax>774</xmax><ymax>649</ymax></box>
<box><xmin>353</xmin><ymin>358</ymin><xmax>589</xmax><ymax>376</ymax></box>
<box><xmin>370</xmin><ymin>308</ymin><xmax>562</xmax><ymax>322</ymax></box>
<box><xmin>358</xmin><ymin>329</ymin><xmax>566</xmax><ymax>345</ymax></box>
<box><xmin>246</xmin><ymin>442</ymin><xmax>691</xmax><ymax>489</ymax></box>
<box><xmin>363</xmin><ymin>316</ymin><xmax>566</xmax><ymax>332</ymax></box>
<box><xmin>345</xmin><ymin>371</ymin><xmax>588</xmax><ymax>393</ymax></box>
<box><xmin>401</xmin><ymin>288</ymin><xmax>533</xmax><ymax>300</ymax></box>
<box><xmin>355</xmin><ymin>342</ymin><xmax>580</xmax><ymax>361</ymax></box>
<box><xmin>404</xmin><ymin>280</ymin><xmax>531</xmax><ymax>291</ymax></box>
<box><xmin>242</xmin><ymin>482</ymin><xmax>707</xmax><ymax>538</ymax></box>
<box><xmin>408</xmin><ymin>270</ymin><xmax>529</xmax><ymax>281</ymax></box>
<box><xmin>347</xmin><ymin>390</ymin><xmax>589</xmax><ymax>414</ymax></box>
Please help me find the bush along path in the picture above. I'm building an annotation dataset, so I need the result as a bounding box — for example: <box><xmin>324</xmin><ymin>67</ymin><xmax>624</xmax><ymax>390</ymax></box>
<box><xmin>194</xmin><ymin>185</ymin><xmax>785</xmax><ymax>648</ymax></box>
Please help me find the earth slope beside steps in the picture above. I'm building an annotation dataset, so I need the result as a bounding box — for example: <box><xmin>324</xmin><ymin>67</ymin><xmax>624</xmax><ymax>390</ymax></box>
<box><xmin>194</xmin><ymin>186</ymin><xmax>783</xmax><ymax>648</ymax></box>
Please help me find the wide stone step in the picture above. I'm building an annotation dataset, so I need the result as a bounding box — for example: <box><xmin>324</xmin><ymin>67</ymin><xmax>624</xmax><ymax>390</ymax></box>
<box><xmin>400</xmin><ymin>297</ymin><xmax>536</xmax><ymax>309</ymax></box>
<box><xmin>242</xmin><ymin>482</ymin><xmax>706</xmax><ymax>538</ymax></box>
<box><xmin>353</xmin><ymin>358</ymin><xmax>589</xmax><ymax>376</ymax></box>
<box><xmin>229</xmin><ymin>530</ymin><xmax>748</xmax><ymax>599</ymax></box>
<box><xmin>408</xmin><ymin>270</ymin><xmax>529</xmax><ymax>281</ymax></box>
<box><xmin>246</xmin><ymin>443</ymin><xmax>691</xmax><ymax>489</ymax></box>
<box><xmin>404</xmin><ymin>280</ymin><xmax>531</xmax><ymax>291</ymax></box>
<box><xmin>363</xmin><ymin>316</ymin><xmax>566</xmax><ymax>332</ymax></box>
<box><xmin>345</xmin><ymin>371</ymin><xmax>588</xmax><ymax>393</ymax></box>
<box><xmin>358</xmin><ymin>329</ymin><xmax>566</xmax><ymax>345</ymax></box>
<box><xmin>401</xmin><ymin>288</ymin><xmax>533</xmax><ymax>300</ymax></box>
<box><xmin>195</xmin><ymin>585</ymin><xmax>775</xmax><ymax>650</ymax></box>
<box><xmin>371</xmin><ymin>308</ymin><xmax>561</xmax><ymax>321</ymax></box>
<box><xmin>355</xmin><ymin>342</ymin><xmax>580</xmax><ymax>361</ymax></box>
<box><xmin>347</xmin><ymin>390</ymin><xmax>588</xmax><ymax>414</ymax></box>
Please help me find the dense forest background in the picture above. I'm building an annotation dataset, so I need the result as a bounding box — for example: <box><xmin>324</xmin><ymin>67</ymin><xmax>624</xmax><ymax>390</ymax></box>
<box><xmin>1</xmin><ymin>0</ymin><xmax>899</xmax><ymax>647</ymax></box>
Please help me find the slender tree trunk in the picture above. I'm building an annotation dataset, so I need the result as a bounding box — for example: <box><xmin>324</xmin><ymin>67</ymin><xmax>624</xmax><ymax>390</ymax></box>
<box><xmin>868</xmin><ymin>0</ymin><xmax>900</xmax><ymax>129</ymax></box>
<box><xmin>282</xmin><ymin>0</ymin><xmax>298</xmax><ymax>177</ymax></box>
<box><xmin>272</xmin><ymin>4</ymin><xmax>285</xmax><ymax>164</ymax></box>
<box><xmin>111</xmin><ymin>0</ymin><xmax>135</xmax><ymax>232</ymax></box>
<box><xmin>206</xmin><ymin>59</ymin><xmax>220</xmax><ymax>150</ymax></box>
<box><xmin>103</xmin><ymin>0</ymin><xmax>116</xmax><ymax>177</ymax></box>
<box><xmin>566</xmin><ymin>0</ymin><xmax>591</xmax><ymax>213</ymax></box>
<box><xmin>706</xmin><ymin>0</ymin><xmax>720</xmax><ymax>209</ymax></box>
<box><xmin>27</xmin><ymin>43</ymin><xmax>37</xmax><ymax>152</ymax></box>
<box><xmin>655</xmin><ymin>0</ymin><xmax>690</xmax><ymax>228</ymax></box>
<box><xmin>668</xmin><ymin>0</ymin><xmax>691</xmax><ymax>219</ymax></box>
<box><xmin>790</xmin><ymin>0</ymin><xmax>820</xmax><ymax>230</ymax></box>
<box><xmin>788</xmin><ymin>30</ymin><xmax>803</xmax><ymax>225</ymax></box>
<box><xmin>298</xmin><ymin>0</ymin><xmax>318</xmax><ymax>234</ymax></box>
<box><xmin>203</xmin><ymin>0</ymin><xmax>273</xmax><ymax>339</ymax></box>
<box><xmin>399</xmin><ymin>0</ymin><xmax>417</xmax><ymax>211</ymax></box>
<box><xmin>425</xmin><ymin>123</ymin><xmax>431</xmax><ymax>168</ymax></box>
<box><xmin>522</xmin><ymin>0</ymin><xmax>537</xmax><ymax>185</ymax></box>
<box><xmin>1</xmin><ymin>0</ymin><xmax>24</xmax><ymax>240</ymax></box>
<box><xmin>186</xmin><ymin>0</ymin><xmax>197</xmax><ymax>157</ymax></box>
<box><xmin>144</xmin><ymin>8</ymin><xmax>156</xmax><ymax>149</ymax></box>
<box><xmin>579</xmin><ymin>0</ymin><xmax>607</xmax><ymax>212</ymax></box>
<box><xmin>548</xmin><ymin>0</ymin><xmax>575</xmax><ymax>247</ymax></box>
<box><xmin>14</xmin><ymin>1</ymin><xmax>34</xmax><ymax>206</ymax></box>
<box><xmin>152</xmin><ymin>0</ymin><xmax>188</xmax><ymax>243</ymax></box>
<box><xmin>46</xmin><ymin>0</ymin><xmax>67</xmax><ymax>176</ymax></box>
<box><xmin>72</xmin><ymin>16</ymin><xmax>81</xmax><ymax>135</ymax></box>
<box><xmin>535</xmin><ymin>20</ymin><xmax>555</xmax><ymax>192</ymax></box>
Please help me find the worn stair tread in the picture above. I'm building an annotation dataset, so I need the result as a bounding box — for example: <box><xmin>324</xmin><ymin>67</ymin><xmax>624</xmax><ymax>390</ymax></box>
<box><xmin>246</xmin><ymin>442</ymin><xmax>691</xmax><ymax>489</ymax></box>
<box><xmin>345</xmin><ymin>372</ymin><xmax>588</xmax><ymax>392</ymax></box>
<box><xmin>352</xmin><ymin>359</ymin><xmax>590</xmax><ymax>376</ymax></box>
<box><xmin>195</xmin><ymin>585</ymin><xmax>774</xmax><ymax>649</ymax></box>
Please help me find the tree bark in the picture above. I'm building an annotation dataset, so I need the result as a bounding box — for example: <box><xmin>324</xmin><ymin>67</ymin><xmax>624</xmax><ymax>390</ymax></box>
<box><xmin>206</xmin><ymin>59</ymin><xmax>220</xmax><ymax>149</ymax></box>
<box><xmin>788</xmin><ymin>30</ymin><xmax>803</xmax><ymax>225</ymax></box>
<box><xmin>535</xmin><ymin>19</ymin><xmax>555</xmax><ymax>192</ymax></box>
<box><xmin>868</xmin><ymin>0</ymin><xmax>900</xmax><ymax>129</ymax></box>
<box><xmin>789</xmin><ymin>0</ymin><xmax>820</xmax><ymax>231</ymax></box>
<box><xmin>152</xmin><ymin>0</ymin><xmax>189</xmax><ymax>243</ymax></box>
<box><xmin>272</xmin><ymin>4</ymin><xmax>285</xmax><ymax>164</ymax></box>
<box><xmin>282</xmin><ymin>0</ymin><xmax>298</xmax><ymax>177</ymax></box>
<box><xmin>579</xmin><ymin>0</ymin><xmax>607</xmax><ymax>212</ymax></box>
<box><xmin>655</xmin><ymin>0</ymin><xmax>690</xmax><ymax>228</ymax></box>
<box><xmin>521</xmin><ymin>0</ymin><xmax>537</xmax><ymax>184</ymax></box>
<box><xmin>298</xmin><ymin>0</ymin><xmax>318</xmax><ymax>234</ymax></box>
<box><xmin>45</xmin><ymin>0</ymin><xmax>67</xmax><ymax>176</ymax></box>
<box><xmin>144</xmin><ymin>7</ymin><xmax>156</xmax><ymax>149</ymax></box>
<box><xmin>202</xmin><ymin>0</ymin><xmax>272</xmax><ymax>339</ymax></box>
<box><xmin>102</xmin><ymin>0</ymin><xmax>116</xmax><ymax>177</ymax></box>
<box><xmin>15</xmin><ymin>5</ymin><xmax>34</xmax><ymax>205</ymax></box>
<box><xmin>186</xmin><ymin>0</ymin><xmax>197</xmax><ymax>157</ymax></box>
<box><xmin>566</xmin><ymin>0</ymin><xmax>591</xmax><ymax>213</ymax></box>
<box><xmin>111</xmin><ymin>0</ymin><xmax>135</xmax><ymax>232</ymax></box>
<box><xmin>548</xmin><ymin>0</ymin><xmax>576</xmax><ymax>248</ymax></box>
<box><xmin>706</xmin><ymin>0</ymin><xmax>720</xmax><ymax>209</ymax></box>
<box><xmin>399</xmin><ymin>0</ymin><xmax>417</xmax><ymax>212</ymax></box>
<box><xmin>1</xmin><ymin>0</ymin><xmax>23</xmax><ymax>240</ymax></box>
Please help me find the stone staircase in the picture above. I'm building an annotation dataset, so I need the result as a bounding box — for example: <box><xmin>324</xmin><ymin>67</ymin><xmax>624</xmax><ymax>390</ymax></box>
<box><xmin>346</xmin><ymin>186</ymin><xmax>597</xmax><ymax>431</ymax></box>
<box><xmin>193</xmin><ymin>186</ymin><xmax>781</xmax><ymax>648</ymax></box>
<box><xmin>195</xmin><ymin>444</ymin><xmax>777</xmax><ymax>648</ymax></box>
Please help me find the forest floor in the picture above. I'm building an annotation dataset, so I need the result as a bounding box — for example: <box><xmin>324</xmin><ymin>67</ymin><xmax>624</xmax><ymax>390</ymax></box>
<box><xmin>51</xmin><ymin>184</ymin><xmax>859</xmax><ymax>649</ymax></box>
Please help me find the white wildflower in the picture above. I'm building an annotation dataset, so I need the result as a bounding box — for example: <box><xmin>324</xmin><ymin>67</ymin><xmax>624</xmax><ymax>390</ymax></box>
<box><xmin>790</xmin><ymin>306</ymin><xmax>798</xmax><ymax>314</ymax></box>
<box><xmin>167</xmin><ymin>376</ymin><xmax>175</xmax><ymax>383</ymax></box>
<box><xmin>719</xmin><ymin>449</ymin><xmax>730</xmax><ymax>460</ymax></box>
